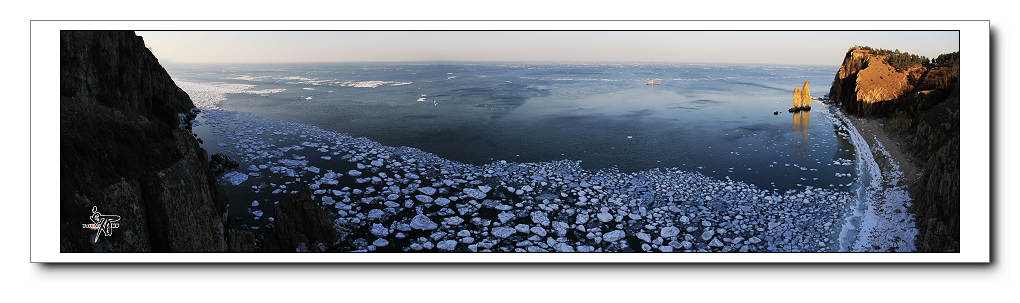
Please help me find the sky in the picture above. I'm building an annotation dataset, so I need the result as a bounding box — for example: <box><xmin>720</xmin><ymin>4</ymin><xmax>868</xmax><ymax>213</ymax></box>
<box><xmin>138</xmin><ymin>31</ymin><xmax>959</xmax><ymax>65</ymax></box>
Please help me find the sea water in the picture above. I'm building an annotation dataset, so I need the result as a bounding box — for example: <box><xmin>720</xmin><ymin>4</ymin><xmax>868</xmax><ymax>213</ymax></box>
<box><xmin>173</xmin><ymin>62</ymin><xmax>854</xmax><ymax>190</ymax></box>
<box><xmin>173</xmin><ymin>63</ymin><xmax>861</xmax><ymax>247</ymax></box>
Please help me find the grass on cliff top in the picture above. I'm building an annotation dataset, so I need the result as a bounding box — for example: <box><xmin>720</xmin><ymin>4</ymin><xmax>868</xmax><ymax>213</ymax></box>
<box><xmin>852</xmin><ymin>46</ymin><xmax>960</xmax><ymax>71</ymax></box>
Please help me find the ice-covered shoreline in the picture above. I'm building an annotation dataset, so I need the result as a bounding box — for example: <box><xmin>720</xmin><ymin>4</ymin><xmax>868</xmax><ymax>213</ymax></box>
<box><xmin>830</xmin><ymin>107</ymin><xmax>917</xmax><ymax>252</ymax></box>
<box><xmin>177</xmin><ymin>79</ymin><xmax>923</xmax><ymax>253</ymax></box>
<box><xmin>189</xmin><ymin>99</ymin><xmax>860</xmax><ymax>251</ymax></box>
<box><xmin>196</xmin><ymin>108</ymin><xmax>855</xmax><ymax>252</ymax></box>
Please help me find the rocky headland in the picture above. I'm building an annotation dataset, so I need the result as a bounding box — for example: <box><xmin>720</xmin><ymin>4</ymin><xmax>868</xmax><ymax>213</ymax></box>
<box><xmin>61</xmin><ymin>31</ymin><xmax>355</xmax><ymax>252</ymax></box>
<box><xmin>60</xmin><ymin>31</ymin><xmax>230</xmax><ymax>252</ymax></box>
<box><xmin>828</xmin><ymin>46</ymin><xmax>960</xmax><ymax>252</ymax></box>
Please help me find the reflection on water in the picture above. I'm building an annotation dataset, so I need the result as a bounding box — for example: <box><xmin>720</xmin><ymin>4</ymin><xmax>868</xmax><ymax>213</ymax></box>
<box><xmin>791</xmin><ymin>110</ymin><xmax>811</xmax><ymax>157</ymax></box>
<box><xmin>793</xmin><ymin>110</ymin><xmax>811</xmax><ymax>136</ymax></box>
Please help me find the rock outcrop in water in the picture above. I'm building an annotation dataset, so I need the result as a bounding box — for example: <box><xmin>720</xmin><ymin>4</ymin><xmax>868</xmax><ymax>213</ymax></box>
<box><xmin>60</xmin><ymin>31</ymin><xmax>229</xmax><ymax>252</ymax></box>
<box><xmin>790</xmin><ymin>80</ymin><xmax>812</xmax><ymax>112</ymax></box>
<box><xmin>828</xmin><ymin>46</ymin><xmax>960</xmax><ymax>252</ymax></box>
<box><xmin>262</xmin><ymin>190</ymin><xmax>343</xmax><ymax>252</ymax></box>
<box><xmin>801</xmin><ymin>80</ymin><xmax>811</xmax><ymax>105</ymax></box>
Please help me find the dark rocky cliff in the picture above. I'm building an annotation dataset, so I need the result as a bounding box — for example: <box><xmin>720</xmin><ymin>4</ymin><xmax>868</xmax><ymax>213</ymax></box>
<box><xmin>828</xmin><ymin>46</ymin><xmax>961</xmax><ymax>252</ymax></box>
<box><xmin>239</xmin><ymin>190</ymin><xmax>343</xmax><ymax>252</ymax></box>
<box><xmin>60</xmin><ymin>31</ymin><xmax>228</xmax><ymax>252</ymax></box>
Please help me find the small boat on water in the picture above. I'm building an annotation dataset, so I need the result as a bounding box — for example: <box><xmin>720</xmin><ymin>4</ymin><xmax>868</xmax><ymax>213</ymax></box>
<box><xmin>645</xmin><ymin>80</ymin><xmax>661</xmax><ymax>85</ymax></box>
<box><xmin>417</xmin><ymin>94</ymin><xmax>427</xmax><ymax>102</ymax></box>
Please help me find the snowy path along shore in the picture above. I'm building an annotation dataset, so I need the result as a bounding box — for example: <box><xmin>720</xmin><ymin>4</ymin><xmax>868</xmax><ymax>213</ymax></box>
<box><xmin>831</xmin><ymin>107</ymin><xmax>917</xmax><ymax>252</ymax></box>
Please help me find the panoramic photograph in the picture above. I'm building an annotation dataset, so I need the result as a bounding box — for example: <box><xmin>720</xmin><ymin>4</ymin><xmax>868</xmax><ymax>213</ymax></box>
<box><xmin>58</xmin><ymin>30</ymin><xmax>961</xmax><ymax>254</ymax></box>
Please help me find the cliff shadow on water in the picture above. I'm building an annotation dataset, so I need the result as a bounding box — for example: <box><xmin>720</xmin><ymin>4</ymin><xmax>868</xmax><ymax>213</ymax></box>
<box><xmin>828</xmin><ymin>46</ymin><xmax>961</xmax><ymax>252</ymax></box>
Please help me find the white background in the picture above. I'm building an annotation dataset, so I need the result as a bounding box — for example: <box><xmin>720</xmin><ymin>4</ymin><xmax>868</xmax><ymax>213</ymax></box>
<box><xmin>2</xmin><ymin>0</ymin><xmax>1016</xmax><ymax>301</ymax></box>
<box><xmin>27</xmin><ymin>20</ymin><xmax>990</xmax><ymax>264</ymax></box>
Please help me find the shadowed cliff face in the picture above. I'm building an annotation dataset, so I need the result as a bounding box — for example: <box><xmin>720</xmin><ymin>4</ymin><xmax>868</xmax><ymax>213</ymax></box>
<box><xmin>60</xmin><ymin>31</ymin><xmax>341</xmax><ymax>253</ymax></box>
<box><xmin>60</xmin><ymin>31</ymin><xmax>228</xmax><ymax>252</ymax></box>
<box><xmin>828</xmin><ymin>46</ymin><xmax>961</xmax><ymax>252</ymax></box>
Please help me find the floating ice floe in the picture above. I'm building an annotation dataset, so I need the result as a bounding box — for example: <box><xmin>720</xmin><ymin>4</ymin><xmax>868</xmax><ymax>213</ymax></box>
<box><xmin>177</xmin><ymin>81</ymin><xmax>286</xmax><ymax>109</ymax></box>
<box><xmin>221</xmin><ymin>171</ymin><xmax>249</xmax><ymax>186</ymax></box>
<box><xmin>192</xmin><ymin>100</ymin><xmax>871</xmax><ymax>253</ymax></box>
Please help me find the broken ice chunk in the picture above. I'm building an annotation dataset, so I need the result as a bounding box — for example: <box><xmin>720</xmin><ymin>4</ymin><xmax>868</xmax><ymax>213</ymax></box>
<box><xmin>221</xmin><ymin>171</ymin><xmax>248</xmax><ymax>186</ymax></box>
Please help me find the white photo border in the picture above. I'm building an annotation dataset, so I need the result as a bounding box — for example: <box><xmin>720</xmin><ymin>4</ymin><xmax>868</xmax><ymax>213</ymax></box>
<box><xmin>30</xmin><ymin>20</ymin><xmax>990</xmax><ymax>263</ymax></box>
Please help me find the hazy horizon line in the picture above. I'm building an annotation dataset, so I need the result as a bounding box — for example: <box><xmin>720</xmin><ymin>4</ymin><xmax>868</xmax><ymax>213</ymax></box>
<box><xmin>140</xmin><ymin>31</ymin><xmax>959</xmax><ymax>66</ymax></box>
<box><xmin>159</xmin><ymin>59</ymin><xmax>842</xmax><ymax>67</ymax></box>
